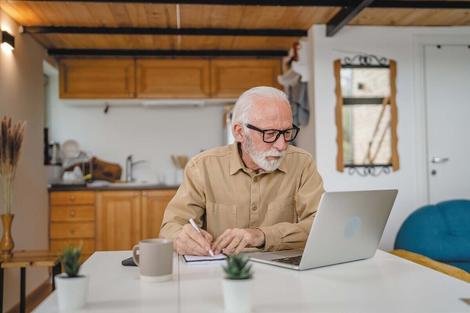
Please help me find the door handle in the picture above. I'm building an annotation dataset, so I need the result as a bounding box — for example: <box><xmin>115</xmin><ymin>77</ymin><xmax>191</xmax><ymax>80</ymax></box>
<box><xmin>431</xmin><ymin>157</ymin><xmax>449</xmax><ymax>164</ymax></box>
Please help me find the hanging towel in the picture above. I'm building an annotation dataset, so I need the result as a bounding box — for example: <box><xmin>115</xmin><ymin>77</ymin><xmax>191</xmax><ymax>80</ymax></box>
<box><xmin>278</xmin><ymin>70</ymin><xmax>310</xmax><ymax>126</ymax></box>
<box><xmin>289</xmin><ymin>79</ymin><xmax>310</xmax><ymax>126</ymax></box>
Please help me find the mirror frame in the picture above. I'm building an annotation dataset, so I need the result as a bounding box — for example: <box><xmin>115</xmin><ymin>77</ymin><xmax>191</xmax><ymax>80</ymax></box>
<box><xmin>334</xmin><ymin>57</ymin><xmax>400</xmax><ymax>173</ymax></box>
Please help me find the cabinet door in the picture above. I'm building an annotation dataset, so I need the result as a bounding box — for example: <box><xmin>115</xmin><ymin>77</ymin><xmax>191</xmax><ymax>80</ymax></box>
<box><xmin>136</xmin><ymin>59</ymin><xmax>210</xmax><ymax>98</ymax></box>
<box><xmin>96</xmin><ymin>191</ymin><xmax>141</xmax><ymax>251</ymax></box>
<box><xmin>210</xmin><ymin>59</ymin><xmax>282</xmax><ymax>98</ymax></box>
<box><xmin>59</xmin><ymin>58</ymin><xmax>135</xmax><ymax>99</ymax></box>
<box><xmin>141</xmin><ymin>189</ymin><xmax>177</xmax><ymax>239</ymax></box>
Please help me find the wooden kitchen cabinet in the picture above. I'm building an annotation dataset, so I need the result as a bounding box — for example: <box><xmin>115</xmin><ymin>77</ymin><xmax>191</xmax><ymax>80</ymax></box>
<box><xmin>141</xmin><ymin>189</ymin><xmax>177</xmax><ymax>239</ymax></box>
<box><xmin>49</xmin><ymin>188</ymin><xmax>177</xmax><ymax>254</ymax></box>
<box><xmin>210</xmin><ymin>59</ymin><xmax>282</xmax><ymax>98</ymax></box>
<box><xmin>96</xmin><ymin>191</ymin><xmax>142</xmax><ymax>251</ymax></box>
<box><xmin>49</xmin><ymin>191</ymin><xmax>96</xmax><ymax>261</ymax></box>
<box><xmin>136</xmin><ymin>59</ymin><xmax>211</xmax><ymax>98</ymax></box>
<box><xmin>59</xmin><ymin>57</ymin><xmax>282</xmax><ymax>99</ymax></box>
<box><xmin>59</xmin><ymin>58</ymin><xmax>136</xmax><ymax>99</ymax></box>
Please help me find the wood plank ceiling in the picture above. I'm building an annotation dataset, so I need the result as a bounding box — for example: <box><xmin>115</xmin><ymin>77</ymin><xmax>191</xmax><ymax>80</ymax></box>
<box><xmin>1</xmin><ymin>1</ymin><xmax>470</xmax><ymax>57</ymax></box>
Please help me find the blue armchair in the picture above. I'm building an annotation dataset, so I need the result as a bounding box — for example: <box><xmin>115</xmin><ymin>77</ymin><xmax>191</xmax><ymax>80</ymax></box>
<box><xmin>394</xmin><ymin>199</ymin><xmax>470</xmax><ymax>273</ymax></box>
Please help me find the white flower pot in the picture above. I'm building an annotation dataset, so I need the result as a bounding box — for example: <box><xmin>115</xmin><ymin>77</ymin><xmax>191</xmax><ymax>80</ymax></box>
<box><xmin>222</xmin><ymin>278</ymin><xmax>252</xmax><ymax>313</ymax></box>
<box><xmin>54</xmin><ymin>274</ymin><xmax>89</xmax><ymax>311</ymax></box>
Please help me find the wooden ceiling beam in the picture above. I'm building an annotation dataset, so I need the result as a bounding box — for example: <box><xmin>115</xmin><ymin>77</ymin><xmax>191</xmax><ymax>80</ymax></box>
<box><xmin>10</xmin><ymin>0</ymin><xmax>346</xmax><ymax>6</ymax></box>
<box><xmin>326</xmin><ymin>0</ymin><xmax>374</xmax><ymax>37</ymax></box>
<box><xmin>24</xmin><ymin>26</ymin><xmax>307</xmax><ymax>37</ymax></box>
<box><xmin>370</xmin><ymin>1</ymin><xmax>470</xmax><ymax>9</ymax></box>
<box><xmin>47</xmin><ymin>49</ymin><xmax>288</xmax><ymax>57</ymax></box>
<box><xmin>11</xmin><ymin>0</ymin><xmax>470</xmax><ymax>9</ymax></box>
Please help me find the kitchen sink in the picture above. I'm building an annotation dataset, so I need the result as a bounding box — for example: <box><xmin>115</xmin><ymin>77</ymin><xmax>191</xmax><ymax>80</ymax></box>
<box><xmin>86</xmin><ymin>181</ymin><xmax>173</xmax><ymax>189</ymax></box>
<box><xmin>109</xmin><ymin>181</ymin><xmax>163</xmax><ymax>187</ymax></box>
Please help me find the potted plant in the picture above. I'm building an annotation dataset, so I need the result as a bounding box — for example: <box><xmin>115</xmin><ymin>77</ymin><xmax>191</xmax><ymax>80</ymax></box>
<box><xmin>222</xmin><ymin>255</ymin><xmax>254</xmax><ymax>313</ymax></box>
<box><xmin>0</xmin><ymin>116</ymin><xmax>25</xmax><ymax>260</ymax></box>
<box><xmin>55</xmin><ymin>245</ymin><xmax>89</xmax><ymax>311</ymax></box>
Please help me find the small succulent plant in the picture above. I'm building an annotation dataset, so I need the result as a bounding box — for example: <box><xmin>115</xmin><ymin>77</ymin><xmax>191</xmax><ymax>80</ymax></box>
<box><xmin>223</xmin><ymin>255</ymin><xmax>253</xmax><ymax>280</ymax></box>
<box><xmin>60</xmin><ymin>246</ymin><xmax>82</xmax><ymax>278</ymax></box>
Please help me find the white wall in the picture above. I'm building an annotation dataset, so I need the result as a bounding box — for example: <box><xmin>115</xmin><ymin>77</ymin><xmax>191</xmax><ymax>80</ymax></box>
<box><xmin>0</xmin><ymin>10</ymin><xmax>48</xmax><ymax>312</ymax></box>
<box><xmin>310</xmin><ymin>25</ymin><xmax>470</xmax><ymax>250</ymax></box>
<box><xmin>46</xmin><ymin>70</ymin><xmax>227</xmax><ymax>184</ymax></box>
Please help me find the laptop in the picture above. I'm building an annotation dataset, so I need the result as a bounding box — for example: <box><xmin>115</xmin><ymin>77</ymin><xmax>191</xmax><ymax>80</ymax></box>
<box><xmin>246</xmin><ymin>189</ymin><xmax>398</xmax><ymax>270</ymax></box>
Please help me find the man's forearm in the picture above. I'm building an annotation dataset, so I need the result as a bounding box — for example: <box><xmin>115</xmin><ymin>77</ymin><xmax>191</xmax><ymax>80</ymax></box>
<box><xmin>257</xmin><ymin>219</ymin><xmax>312</xmax><ymax>251</ymax></box>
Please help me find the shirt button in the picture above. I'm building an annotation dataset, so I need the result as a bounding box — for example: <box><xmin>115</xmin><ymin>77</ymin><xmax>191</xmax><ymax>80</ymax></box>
<box><xmin>251</xmin><ymin>204</ymin><xmax>257</xmax><ymax>211</ymax></box>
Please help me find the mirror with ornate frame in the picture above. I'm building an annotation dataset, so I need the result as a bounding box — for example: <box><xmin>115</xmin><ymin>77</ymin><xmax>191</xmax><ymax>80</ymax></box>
<box><xmin>334</xmin><ymin>55</ymin><xmax>399</xmax><ymax>176</ymax></box>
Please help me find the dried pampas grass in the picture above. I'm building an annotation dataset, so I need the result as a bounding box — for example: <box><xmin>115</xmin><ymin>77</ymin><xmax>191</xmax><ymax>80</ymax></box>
<box><xmin>0</xmin><ymin>116</ymin><xmax>26</xmax><ymax>214</ymax></box>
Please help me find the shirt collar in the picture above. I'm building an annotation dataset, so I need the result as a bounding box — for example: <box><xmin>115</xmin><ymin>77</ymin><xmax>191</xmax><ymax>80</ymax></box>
<box><xmin>229</xmin><ymin>143</ymin><xmax>288</xmax><ymax>175</ymax></box>
<box><xmin>277</xmin><ymin>155</ymin><xmax>288</xmax><ymax>173</ymax></box>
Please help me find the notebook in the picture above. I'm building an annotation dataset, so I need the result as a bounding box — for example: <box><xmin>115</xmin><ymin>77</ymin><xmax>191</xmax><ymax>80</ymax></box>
<box><xmin>183</xmin><ymin>254</ymin><xmax>227</xmax><ymax>262</ymax></box>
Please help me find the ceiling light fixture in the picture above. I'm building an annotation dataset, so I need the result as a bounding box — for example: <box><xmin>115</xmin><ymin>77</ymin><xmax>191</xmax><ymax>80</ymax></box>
<box><xmin>1</xmin><ymin>30</ymin><xmax>15</xmax><ymax>52</ymax></box>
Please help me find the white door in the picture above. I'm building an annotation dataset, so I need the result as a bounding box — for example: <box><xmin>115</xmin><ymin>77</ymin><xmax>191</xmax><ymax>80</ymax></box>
<box><xmin>424</xmin><ymin>45</ymin><xmax>470</xmax><ymax>203</ymax></box>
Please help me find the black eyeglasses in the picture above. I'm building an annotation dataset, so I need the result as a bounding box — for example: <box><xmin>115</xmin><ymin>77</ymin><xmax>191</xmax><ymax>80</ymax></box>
<box><xmin>245</xmin><ymin>123</ymin><xmax>300</xmax><ymax>143</ymax></box>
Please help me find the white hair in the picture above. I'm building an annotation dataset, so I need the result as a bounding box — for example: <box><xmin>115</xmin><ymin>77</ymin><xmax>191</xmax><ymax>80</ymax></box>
<box><xmin>231</xmin><ymin>86</ymin><xmax>289</xmax><ymax>125</ymax></box>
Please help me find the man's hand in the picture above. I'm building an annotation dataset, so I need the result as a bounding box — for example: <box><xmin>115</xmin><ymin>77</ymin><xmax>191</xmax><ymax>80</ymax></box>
<box><xmin>174</xmin><ymin>224</ymin><xmax>213</xmax><ymax>256</ymax></box>
<box><xmin>212</xmin><ymin>228</ymin><xmax>265</xmax><ymax>255</ymax></box>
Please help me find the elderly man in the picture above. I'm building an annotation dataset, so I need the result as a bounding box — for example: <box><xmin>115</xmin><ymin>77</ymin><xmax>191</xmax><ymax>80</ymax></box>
<box><xmin>160</xmin><ymin>86</ymin><xmax>324</xmax><ymax>256</ymax></box>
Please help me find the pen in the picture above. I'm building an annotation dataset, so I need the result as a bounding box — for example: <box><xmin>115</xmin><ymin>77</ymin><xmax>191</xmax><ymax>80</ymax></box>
<box><xmin>189</xmin><ymin>218</ymin><xmax>215</xmax><ymax>257</ymax></box>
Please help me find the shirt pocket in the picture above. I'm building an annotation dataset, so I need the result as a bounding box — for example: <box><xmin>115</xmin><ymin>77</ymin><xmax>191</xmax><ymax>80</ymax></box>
<box><xmin>206</xmin><ymin>202</ymin><xmax>237</xmax><ymax>238</ymax></box>
<box><xmin>266</xmin><ymin>198</ymin><xmax>296</xmax><ymax>225</ymax></box>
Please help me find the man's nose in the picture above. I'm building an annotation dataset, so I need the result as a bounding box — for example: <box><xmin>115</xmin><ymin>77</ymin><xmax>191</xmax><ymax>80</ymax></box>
<box><xmin>272</xmin><ymin>134</ymin><xmax>288</xmax><ymax>151</ymax></box>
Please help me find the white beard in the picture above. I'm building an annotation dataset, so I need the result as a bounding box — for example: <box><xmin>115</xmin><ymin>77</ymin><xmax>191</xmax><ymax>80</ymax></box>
<box><xmin>245</xmin><ymin>136</ymin><xmax>286</xmax><ymax>172</ymax></box>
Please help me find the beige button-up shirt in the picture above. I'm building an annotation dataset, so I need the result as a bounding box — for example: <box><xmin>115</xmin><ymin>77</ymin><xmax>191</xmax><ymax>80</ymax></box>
<box><xmin>160</xmin><ymin>143</ymin><xmax>324</xmax><ymax>251</ymax></box>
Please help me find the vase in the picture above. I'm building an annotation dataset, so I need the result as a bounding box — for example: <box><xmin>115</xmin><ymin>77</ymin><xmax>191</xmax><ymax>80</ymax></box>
<box><xmin>1</xmin><ymin>213</ymin><xmax>14</xmax><ymax>260</ymax></box>
<box><xmin>223</xmin><ymin>278</ymin><xmax>253</xmax><ymax>313</ymax></box>
<box><xmin>55</xmin><ymin>274</ymin><xmax>89</xmax><ymax>311</ymax></box>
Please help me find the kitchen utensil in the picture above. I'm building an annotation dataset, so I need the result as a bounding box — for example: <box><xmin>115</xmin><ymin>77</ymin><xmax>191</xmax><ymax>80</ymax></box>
<box><xmin>49</xmin><ymin>142</ymin><xmax>61</xmax><ymax>165</ymax></box>
<box><xmin>171</xmin><ymin>155</ymin><xmax>189</xmax><ymax>169</ymax></box>
<box><xmin>177</xmin><ymin>156</ymin><xmax>188</xmax><ymax>168</ymax></box>
<box><xmin>171</xmin><ymin>155</ymin><xmax>179</xmax><ymax>167</ymax></box>
<box><xmin>61</xmin><ymin>139</ymin><xmax>80</xmax><ymax>159</ymax></box>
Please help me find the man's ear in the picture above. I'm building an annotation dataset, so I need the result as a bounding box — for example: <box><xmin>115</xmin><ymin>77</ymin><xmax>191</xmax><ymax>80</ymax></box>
<box><xmin>232</xmin><ymin>123</ymin><xmax>245</xmax><ymax>142</ymax></box>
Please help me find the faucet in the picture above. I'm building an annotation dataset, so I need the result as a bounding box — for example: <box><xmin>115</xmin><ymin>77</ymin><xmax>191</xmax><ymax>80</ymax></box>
<box><xmin>125</xmin><ymin>155</ymin><xmax>147</xmax><ymax>182</ymax></box>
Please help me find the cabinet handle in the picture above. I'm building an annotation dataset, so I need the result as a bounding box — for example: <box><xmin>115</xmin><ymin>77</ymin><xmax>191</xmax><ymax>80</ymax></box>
<box><xmin>70</xmin><ymin>229</ymin><xmax>75</xmax><ymax>235</ymax></box>
<box><xmin>69</xmin><ymin>196</ymin><xmax>76</xmax><ymax>202</ymax></box>
<box><xmin>70</xmin><ymin>209</ymin><xmax>76</xmax><ymax>217</ymax></box>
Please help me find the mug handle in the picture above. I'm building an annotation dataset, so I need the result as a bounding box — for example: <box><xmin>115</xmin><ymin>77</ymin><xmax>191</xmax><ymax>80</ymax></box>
<box><xmin>132</xmin><ymin>244</ymin><xmax>140</xmax><ymax>266</ymax></box>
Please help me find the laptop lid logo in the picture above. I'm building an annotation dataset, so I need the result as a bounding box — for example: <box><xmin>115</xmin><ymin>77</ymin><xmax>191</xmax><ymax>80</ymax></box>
<box><xmin>344</xmin><ymin>216</ymin><xmax>362</xmax><ymax>238</ymax></box>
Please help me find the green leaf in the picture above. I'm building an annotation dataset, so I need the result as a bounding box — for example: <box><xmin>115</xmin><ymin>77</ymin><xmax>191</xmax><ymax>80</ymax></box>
<box><xmin>60</xmin><ymin>245</ymin><xmax>82</xmax><ymax>277</ymax></box>
<box><xmin>222</xmin><ymin>255</ymin><xmax>253</xmax><ymax>280</ymax></box>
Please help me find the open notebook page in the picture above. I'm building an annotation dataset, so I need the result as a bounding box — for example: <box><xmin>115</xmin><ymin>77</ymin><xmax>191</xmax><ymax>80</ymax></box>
<box><xmin>183</xmin><ymin>254</ymin><xmax>227</xmax><ymax>262</ymax></box>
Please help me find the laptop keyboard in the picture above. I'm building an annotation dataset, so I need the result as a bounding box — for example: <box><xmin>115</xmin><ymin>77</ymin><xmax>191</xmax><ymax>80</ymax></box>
<box><xmin>272</xmin><ymin>255</ymin><xmax>302</xmax><ymax>266</ymax></box>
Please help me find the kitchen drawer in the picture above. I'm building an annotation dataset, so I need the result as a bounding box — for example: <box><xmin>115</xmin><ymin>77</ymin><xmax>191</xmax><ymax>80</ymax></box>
<box><xmin>50</xmin><ymin>222</ymin><xmax>95</xmax><ymax>239</ymax></box>
<box><xmin>50</xmin><ymin>239</ymin><xmax>95</xmax><ymax>254</ymax></box>
<box><xmin>50</xmin><ymin>191</ymin><xmax>96</xmax><ymax>206</ymax></box>
<box><xmin>51</xmin><ymin>205</ymin><xmax>95</xmax><ymax>222</ymax></box>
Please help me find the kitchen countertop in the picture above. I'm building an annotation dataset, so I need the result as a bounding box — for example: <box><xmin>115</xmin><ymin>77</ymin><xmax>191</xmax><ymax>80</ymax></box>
<box><xmin>48</xmin><ymin>183</ymin><xmax>179</xmax><ymax>192</ymax></box>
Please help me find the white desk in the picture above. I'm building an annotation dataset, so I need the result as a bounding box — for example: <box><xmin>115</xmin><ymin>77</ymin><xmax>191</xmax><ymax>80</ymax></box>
<box><xmin>33</xmin><ymin>250</ymin><xmax>470</xmax><ymax>313</ymax></box>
